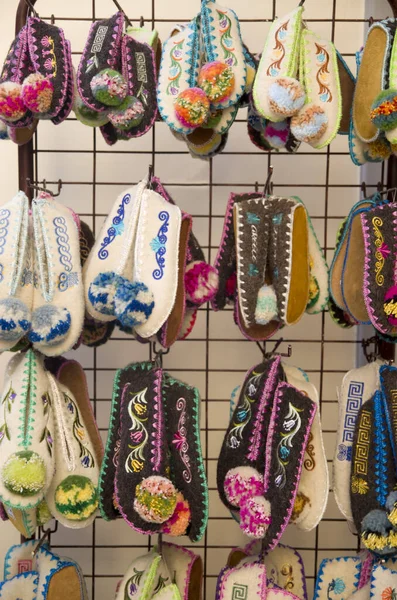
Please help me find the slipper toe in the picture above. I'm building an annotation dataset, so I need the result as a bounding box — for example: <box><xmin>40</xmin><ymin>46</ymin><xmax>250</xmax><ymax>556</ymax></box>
<box><xmin>29</xmin><ymin>305</ymin><xmax>71</xmax><ymax>346</ymax></box>
<box><xmin>0</xmin><ymin>298</ymin><xmax>31</xmax><ymax>341</ymax></box>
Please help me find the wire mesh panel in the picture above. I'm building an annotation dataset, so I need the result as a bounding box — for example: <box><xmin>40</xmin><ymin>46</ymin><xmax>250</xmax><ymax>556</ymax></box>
<box><xmin>5</xmin><ymin>0</ymin><xmax>390</xmax><ymax>598</ymax></box>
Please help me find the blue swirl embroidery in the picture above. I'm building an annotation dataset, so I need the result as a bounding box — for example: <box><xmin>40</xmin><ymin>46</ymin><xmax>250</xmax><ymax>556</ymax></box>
<box><xmin>58</xmin><ymin>271</ymin><xmax>79</xmax><ymax>291</ymax></box>
<box><xmin>53</xmin><ymin>216</ymin><xmax>73</xmax><ymax>271</ymax></box>
<box><xmin>98</xmin><ymin>193</ymin><xmax>131</xmax><ymax>260</ymax></box>
<box><xmin>150</xmin><ymin>211</ymin><xmax>169</xmax><ymax>280</ymax></box>
<box><xmin>0</xmin><ymin>209</ymin><xmax>10</xmax><ymax>282</ymax></box>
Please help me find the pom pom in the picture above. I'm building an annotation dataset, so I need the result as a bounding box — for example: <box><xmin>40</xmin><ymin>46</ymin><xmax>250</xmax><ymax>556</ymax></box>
<box><xmin>224</xmin><ymin>467</ymin><xmax>264</xmax><ymax>507</ymax></box>
<box><xmin>255</xmin><ymin>285</ymin><xmax>278</xmax><ymax>324</ymax></box>
<box><xmin>175</xmin><ymin>87</ymin><xmax>210</xmax><ymax>128</ymax></box>
<box><xmin>268</xmin><ymin>77</ymin><xmax>306</xmax><ymax>118</ymax></box>
<box><xmin>239</xmin><ymin>496</ymin><xmax>272</xmax><ymax>538</ymax></box>
<box><xmin>366</xmin><ymin>136</ymin><xmax>392</xmax><ymax>161</ymax></box>
<box><xmin>185</xmin><ymin>261</ymin><xmax>219</xmax><ymax>305</ymax></box>
<box><xmin>202</xmin><ymin>109</ymin><xmax>223</xmax><ymax>129</ymax></box>
<box><xmin>264</xmin><ymin>120</ymin><xmax>289</xmax><ymax>150</ymax></box>
<box><xmin>0</xmin><ymin>121</ymin><xmax>9</xmax><ymax>140</ymax></box>
<box><xmin>225</xmin><ymin>272</ymin><xmax>237</xmax><ymax>301</ymax></box>
<box><xmin>0</xmin><ymin>298</ymin><xmax>31</xmax><ymax>341</ymax></box>
<box><xmin>55</xmin><ymin>475</ymin><xmax>98</xmax><ymax>521</ymax></box>
<box><xmin>386</xmin><ymin>491</ymin><xmax>397</xmax><ymax>526</ymax></box>
<box><xmin>2</xmin><ymin>451</ymin><xmax>46</xmax><ymax>496</ymax></box>
<box><xmin>114</xmin><ymin>280</ymin><xmax>154</xmax><ymax>328</ymax></box>
<box><xmin>88</xmin><ymin>272</ymin><xmax>124</xmax><ymax>317</ymax></box>
<box><xmin>21</xmin><ymin>73</ymin><xmax>53</xmax><ymax>114</ymax></box>
<box><xmin>134</xmin><ymin>476</ymin><xmax>177</xmax><ymax>523</ymax></box>
<box><xmin>371</xmin><ymin>89</ymin><xmax>397</xmax><ymax>131</ymax></box>
<box><xmin>198</xmin><ymin>61</ymin><xmax>235</xmax><ymax>105</ymax></box>
<box><xmin>0</xmin><ymin>82</ymin><xmax>26</xmax><ymax>122</ymax></box>
<box><xmin>74</xmin><ymin>94</ymin><xmax>109</xmax><ymax>127</ymax></box>
<box><xmin>36</xmin><ymin>500</ymin><xmax>52</xmax><ymax>526</ymax></box>
<box><xmin>90</xmin><ymin>69</ymin><xmax>127</xmax><ymax>107</ymax></box>
<box><xmin>29</xmin><ymin>305</ymin><xmax>71</xmax><ymax>345</ymax></box>
<box><xmin>108</xmin><ymin>95</ymin><xmax>145</xmax><ymax>130</ymax></box>
<box><xmin>161</xmin><ymin>492</ymin><xmax>191</xmax><ymax>536</ymax></box>
<box><xmin>290</xmin><ymin>105</ymin><xmax>328</xmax><ymax>143</ymax></box>
<box><xmin>307</xmin><ymin>270</ymin><xmax>320</xmax><ymax>311</ymax></box>
<box><xmin>384</xmin><ymin>286</ymin><xmax>397</xmax><ymax>326</ymax></box>
<box><xmin>361</xmin><ymin>509</ymin><xmax>394</xmax><ymax>554</ymax></box>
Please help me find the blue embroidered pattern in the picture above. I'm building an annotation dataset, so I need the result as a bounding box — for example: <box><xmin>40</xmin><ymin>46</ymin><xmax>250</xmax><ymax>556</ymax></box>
<box><xmin>150</xmin><ymin>211</ymin><xmax>170</xmax><ymax>280</ymax></box>
<box><xmin>98</xmin><ymin>193</ymin><xmax>131</xmax><ymax>260</ymax></box>
<box><xmin>374</xmin><ymin>391</ymin><xmax>388</xmax><ymax>506</ymax></box>
<box><xmin>0</xmin><ymin>209</ymin><xmax>10</xmax><ymax>284</ymax></box>
<box><xmin>337</xmin><ymin>381</ymin><xmax>364</xmax><ymax>462</ymax></box>
<box><xmin>58</xmin><ymin>272</ymin><xmax>79</xmax><ymax>291</ymax></box>
<box><xmin>53</xmin><ymin>216</ymin><xmax>79</xmax><ymax>291</ymax></box>
<box><xmin>247</xmin><ymin>212</ymin><xmax>260</xmax><ymax>225</ymax></box>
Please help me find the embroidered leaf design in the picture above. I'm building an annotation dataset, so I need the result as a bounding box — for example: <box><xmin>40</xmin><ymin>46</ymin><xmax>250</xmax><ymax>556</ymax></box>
<box><xmin>274</xmin><ymin>403</ymin><xmax>302</xmax><ymax>489</ymax></box>
<box><xmin>0</xmin><ymin>384</ymin><xmax>16</xmax><ymax>445</ymax></box>
<box><xmin>167</xmin><ymin>39</ymin><xmax>184</xmax><ymax>95</ymax></box>
<box><xmin>63</xmin><ymin>392</ymin><xmax>95</xmax><ymax>468</ymax></box>
<box><xmin>217</xmin><ymin>10</ymin><xmax>237</xmax><ymax>66</ymax></box>
<box><xmin>125</xmin><ymin>388</ymin><xmax>149</xmax><ymax>474</ymax></box>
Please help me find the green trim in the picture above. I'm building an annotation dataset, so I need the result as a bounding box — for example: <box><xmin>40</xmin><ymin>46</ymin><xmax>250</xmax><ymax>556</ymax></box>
<box><xmin>26</xmin><ymin>350</ymin><xmax>37</xmax><ymax>448</ymax></box>
<box><xmin>142</xmin><ymin>555</ymin><xmax>162</xmax><ymax>600</ymax></box>
<box><xmin>17</xmin><ymin>351</ymin><xmax>31</xmax><ymax>448</ymax></box>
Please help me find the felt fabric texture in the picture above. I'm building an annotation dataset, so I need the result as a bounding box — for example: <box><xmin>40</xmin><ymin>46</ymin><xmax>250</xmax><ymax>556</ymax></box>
<box><xmin>217</xmin><ymin>357</ymin><xmax>283</xmax><ymax>511</ymax></box>
<box><xmin>336</xmin><ymin>51</ymin><xmax>356</xmax><ymax>135</ymax></box>
<box><xmin>0</xmin><ymin>571</ymin><xmax>38</xmax><ymax>598</ymax></box>
<box><xmin>333</xmin><ymin>361</ymin><xmax>382</xmax><ymax>526</ymax></box>
<box><xmin>370</xmin><ymin>563</ymin><xmax>397</xmax><ymax>600</ymax></box>
<box><xmin>81</xmin><ymin>315</ymin><xmax>115</xmax><ymax>348</ymax></box>
<box><xmin>384</xmin><ymin>26</ymin><xmax>397</xmax><ymax>144</ymax></box>
<box><xmin>283</xmin><ymin>365</ymin><xmax>328</xmax><ymax>532</ymax></box>
<box><xmin>50</xmin><ymin>41</ymin><xmax>74</xmax><ymax>126</ymax></box>
<box><xmin>77</xmin><ymin>12</ymin><xmax>124</xmax><ymax>113</ymax></box>
<box><xmin>253</xmin><ymin>7</ymin><xmax>303</xmax><ymax>122</ymax></box>
<box><xmin>380</xmin><ymin>364</ymin><xmax>397</xmax><ymax>460</ymax></box>
<box><xmin>361</xmin><ymin>202</ymin><xmax>397</xmax><ymax>335</ymax></box>
<box><xmin>157</xmin><ymin>18</ymin><xmax>201</xmax><ymax>135</ymax></box>
<box><xmin>313</xmin><ymin>557</ymin><xmax>362</xmax><ymax>600</ymax></box>
<box><xmin>260</xmin><ymin>381</ymin><xmax>316</xmax><ymax>548</ymax></box>
<box><xmin>162</xmin><ymin>373</ymin><xmax>208</xmax><ymax>542</ymax></box>
<box><xmin>215</xmin><ymin>562</ymin><xmax>267</xmax><ymax>600</ymax></box>
<box><xmin>213</xmin><ymin>104</ymin><xmax>239</xmax><ymax>135</ymax></box>
<box><xmin>152</xmin><ymin>584</ymin><xmax>182</xmax><ymax>600</ymax></box>
<box><xmin>4</xmin><ymin>504</ymin><xmax>38</xmax><ymax>538</ymax></box>
<box><xmin>161</xmin><ymin>542</ymin><xmax>203</xmax><ymax>600</ymax></box>
<box><xmin>184</xmin><ymin>129</ymin><xmax>223</xmax><ymax>157</ymax></box>
<box><xmin>115</xmin><ymin>550</ymin><xmax>171</xmax><ymax>600</ymax></box>
<box><xmin>31</xmin><ymin>193</ymin><xmax>84</xmax><ymax>356</ymax></box>
<box><xmin>8</xmin><ymin>119</ymin><xmax>38</xmax><ymax>145</ymax></box>
<box><xmin>328</xmin><ymin>218</ymin><xmax>356</xmax><ymax>329</ymax></box>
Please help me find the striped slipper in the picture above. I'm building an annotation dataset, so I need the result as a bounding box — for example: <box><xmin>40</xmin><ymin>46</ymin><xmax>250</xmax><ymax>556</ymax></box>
<box><xmin>50</xmin><ymin>39</ymin><xmax>74</xmax><ymax>126</ymax></box>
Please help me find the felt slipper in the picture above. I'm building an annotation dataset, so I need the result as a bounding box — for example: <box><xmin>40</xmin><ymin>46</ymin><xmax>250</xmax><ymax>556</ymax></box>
<box><xmin>8</xmin><ymin>118</ymin><xmax>38</xmax><ymax>145</ymax></box>
<box><xmin>77</xmin><ymin>12</ymin><xmax>125</xmax><ymax>114</ymax></box>
<box><xmin>4</xmin><ymin>504</ymin><xmax>37</xmax><ymax>538</ymax></box>
<box><xmin>314</xmin><ymin>557</ymin><xmax>362</xmax><ymax>600</ymax></box>
<box><xmin>162</xmin><ymin>543</ymin><xmax>203</xmax><ymax>600</ymax></box>
<box><xmin>0</xmin><ymin>350</ymin><xmax>55</xmax><ymax>511</ymax></box>
<box><xmin>29</xmin><ymin>194</ymin><xmax>84</xmax><ymax>355</ymax></box>
<box><xmin>336</xmin><ymin>51</ymin><xmax>355</xmax><ymax>136</ymax></box>
<box><xmin>370</xmin><ymin>563</ymin><xmax>397</xmax><ymax>600</ymax></box>
<box><xmin>215</xmin><ymin>562</ymin><xmax>267</xmax><ymax>600</ymax></box>
<box><xmin>50</xmin><ymin>40</ymin><xmax>74</xmax><ymax>126</ymax></box>
<box><xmin>380</xmin><ymin>364</ymin><xmax>397</xmax><ymax>463</ymax></box>
<box><xmin>253</xmin><ymin>7</ymin><xmax>305</xmax><ymax>122</ymax></box>
<box><xmin>162</xmin><ymin>373</ymin><xmax>208</xmax><ymax>542</ymax></box>
<box><xmin>0</xmin><ymin>571</ymin><xmax>38</xmax><ymax>599</ymax></box>
<box><xmin>114</xmin><ymin>362</ymin><xmax>176</xmax><ymax>534</ymax></box>
<box><xmin>184</xmin><ymin>129</ymin><xmax>223</xmax><ymax>157</ymax></box>
<box><xmin>217</xmin><ymin>357</ymin><xmax>283</xmax><ymax>513</ymax></box>
<box><xmin>0</xmin><ymin>191</ymin><xmax>33</xmax><ymax>352</ymax></box>
<box><xmin>291</xmin><ymin>29</ymin><xmax>342</xmax><ymax>149</ymax></box>
<box><xmin>201</xmin><ymin>1</ymin><xmax>247</xmax><ymax>110</ymax></box>
<box><xmin>333</xmin><ymin>361</ymin><xmax>382</xmax><ymax>526</ymax></box>
<box><xmin>328</xmin><ymin>218</ymin><xmax>356</xmax><ymax>329</ymax></box>
<box><xmin>157</xmin><ymin>18</ymin><xmax>202</xmax><ymax>135</ymax></box>
<box><xmin>283</xmin><ymin>365</ymin><xmax>328</xmax><ymax>531</ymax></box>
<box><xmin>115</xmin><ymin>550</ymin><xmax>170</xmax><ymax>600</ymax></box>
<box><xmin>153</xmin><ymin>584</ymin><xmax>182</xmax><ymax>600</ymax></box>
<box><xmin>361</xmin><ymin>202</ymin><xmax>397</xmax><ymax>335</ymax></box>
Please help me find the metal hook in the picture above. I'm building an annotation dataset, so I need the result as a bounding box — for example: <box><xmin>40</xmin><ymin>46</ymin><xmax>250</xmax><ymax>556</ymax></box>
<box><xmin>254</xmin><ymin>181</ymin><xmax>259</xmax><ymax>193</ymax></box>
<box><xmin>51</xmin><ymin>14</ymin><xmax>55</xmax><ymax>25</ymax></box>
<box><xmin>157</xmin><ymin>533</ymin><xmax>163</xmax><ymax>556</ymax></box>
<box><xmin>111</xmin><ymin>0</ymin><xmax>132</xmax><ymax>26</ymax></box>
<box><xmin>256</xmin><ymin>338</ymin><xmax>292</xmax><ymax>360</ymax></box>
<box><xmin>140</xmin><ymin>15</ymin><xmax>145</xmax><ymax>28</ymax></box>
<box><xmin>27</xmin><ymin>178</ymin><xmax>63</xmax><ymax>197</ymax></box>
<box><xmin>368</xmin><ymin>16</ymin><xmax>375</xmax><ymax>26</ymax></box>
<box><xmin>299</xmin><ymin>0</ymin><xmax>305</xmax><ymax>5</ymax></box>
<box><xmin>362</xmin><ymin>336</ymin><xmax>379</xmax><ymax>363</ymax></box>
<box><xmin>32</xmin><ymin>520</ymin><xmax>58</xmax><ymax>557</ymax></box>
<box><xmin>147</xmin><ymin>164</ymin><xmax>154</xmax><ymax>189</ymax></box>
<box><xmin>377</xmin><ymin>186</ymin><xmax>397</xmax><ymax>202</ymax></box>
<box><xmin>377</xmin><ymin>181</ymin><xmax>383</xmax><ymax>193</ymax></box>
<box><xmin>23</xmin><ymin>0</ymin><xmax>39</xmax><ymax>17</ymax></box>
<box><xmin>360</xmin><ymin>181</ymin><xmax>367</xmax><ymax>199</ymax></box>
<box><xmin>262</xmin><ymin>165</ymin><xmax>274</xmax><ymax>198</ymax></box>
<box><xmin>151</xmin><ymin>341</ymin><xmax>169</xmax><ymax>370</ymax></box>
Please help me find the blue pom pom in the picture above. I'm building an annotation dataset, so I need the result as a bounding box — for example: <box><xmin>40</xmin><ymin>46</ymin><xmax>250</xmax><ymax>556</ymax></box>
<box><xmin>255</xmin><ymin>285</ymin><xmax>278</xmax><ymax>325</ymax></box>
<box><xmin>29</xmin><ymin>305</ymin><xmax>71</xmax><ymax>344</ymax></box>
<box><xmin>0</xmin><ymin>298</ymin><xmax>31</xmax><ymax>341</ymax></box>
<box><xmin>115</xmin><ymin>280</ymin><xmax>154</xmax><ymax>329</ymax></box>
<box><xmin>268</xmin><ymin>77</ymin><xmax>305</xmax><ymax>117</ymax></box>
<box><xmin>88</xmin><ymin>272</ymin><xmax>124</xmax><ymax>316</ymax></box>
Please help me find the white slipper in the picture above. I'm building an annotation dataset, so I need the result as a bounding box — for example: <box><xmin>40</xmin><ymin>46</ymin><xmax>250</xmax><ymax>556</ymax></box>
<box><xmin>253</xmin><ymin>7</ymin><xmax>305</xmax><ymax>122</ymax></box>
<box><xmin>30</xmin><ymin>193</ymin><xmax>84</xmax><ymax>356</ymax></box>
<box><xmin>314</xmin><ymin>557</ymin><xmax>361</xmax><ymax>600</ymax></box>
<box><xmin>370</xmin><ymin>563</ymin><xmax>397</xmax><ymax>600</ymax></box>
<box><xmin>115</xmin><ymin>550</ymin><xmax>170</xmax><ymax>600</ymax></box>
<box><xmin>162</xmin><ymin>543</ymin><xmax>203</xmax><ymax>600</ymax></box>
<box><xmin>215</xmin><ymin>562</ymin><xmax>267</xmax><ymax>600</ymax></box>
<box><xmin>0</xmin><ymin>572</ymin><xmax>38</xmax><ymax>599</ymax></box>
<box><xmin>0</xmin><ymin>350</ymin><xmax>55</xmax><ymax>511</ymax></box>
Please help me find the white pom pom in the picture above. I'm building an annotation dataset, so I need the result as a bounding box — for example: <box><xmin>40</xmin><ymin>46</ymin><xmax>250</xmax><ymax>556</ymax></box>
<box><xmin>255</xmin><ymin>285</ymin><xmax>278</xmax><ymax>324</ymax></box>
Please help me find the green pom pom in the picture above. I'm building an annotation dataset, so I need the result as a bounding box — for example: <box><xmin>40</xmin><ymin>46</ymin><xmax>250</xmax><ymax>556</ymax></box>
<box><xmin>55</xmin><ymin>475</ymin><xmax>98</xmax><ymax>521</ymax></box>
<box><xmin>73</xmin><ymin>94</ymin><xmax>109</xmax><ymax>127</ymax></box>
<box><xmin>371</xmin><ymin>89</ymin><xmax>397</xmax><ymax>131</ymax></box>
<box><xmin>108</xmin><ymin>95</ymin><xmax>145</xmax><ymax>130</ymax></box>
<box><xmin>255</xmin><ymin>285</ymin><xmax>278</xmax><ymax>325</ymax></box>
<box><xmin>202</xmin><ymin>109</ymin><xmax>222</xmax><ymax>129</ymax></box>
<box><xmin>36</xmin><ymin>499</ymin><xmax>52</xmax><ymax>526</ymax></box>
<box><xmin>2</xmin><ymin>451</ymin><xmax>46</xmax><ymax>496</ymax></box>
<box><xmin>90</xmin><ymin>69</ymin><xmax>127</xmax><ymax>107</ymax></box>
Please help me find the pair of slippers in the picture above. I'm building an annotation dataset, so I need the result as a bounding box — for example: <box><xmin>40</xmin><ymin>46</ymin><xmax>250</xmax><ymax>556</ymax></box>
<box><xmin>99</xmin><ymin>361</ymin><xmax>208</xmax><ymax>542</ymax></box>
<box><xmin>1</xmin><ymin>540</ymin><xmax>88</xmax><ymax>599</ymax></box>
<box><xmin>76</xmin><ymin>12</ymin><xmax>158</xmax><ymax>144</ymax></box>
<box><xmin>217</xmin><ymin>356</ymin><xmax>320</xmax><ymax>548</ymax></box>
<box><xmin>0</xmin><ymin>17</ymin><xmax>73</xmax><ymax>145</ymax></box>
<box><xmin>212</xmin><ymin>190</ymin><xmax>328</xmax><ymax>341</ymax></box>
<box><xmin>116</xmin><ymin>542</ymin><xmax>202</xmax><ymax>600</ymax></box>
<box><xmin>0</xmin><ymin>350</ymin><xmax>103</xmax><ymax>529</ymax></box>
<box><xmin>0</xmin><ymin>190</ymin><xmax>85</xmax><ymax>356</ymax></box>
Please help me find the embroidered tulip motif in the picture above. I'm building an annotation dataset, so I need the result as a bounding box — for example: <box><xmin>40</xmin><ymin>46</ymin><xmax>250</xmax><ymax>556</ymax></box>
<box><xmin>327</xmin><ymin>578</ymin><xmax>345</xmax><ymax>599</ymax></box>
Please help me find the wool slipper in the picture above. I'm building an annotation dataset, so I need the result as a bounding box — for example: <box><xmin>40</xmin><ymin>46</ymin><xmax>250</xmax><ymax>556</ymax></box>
<box><xmin>373</xmin><ymin>21</ymin><xmax>397</xmax><ymax>145</ymax></box>
<box><xmin>248</xmin><ymin>381</ymin><xmax>315</xmax><ymax>547</ymax></box>
<box><xmin>253</xmin><ymin>7</ymin><xmax>305</xmax><ymax>122</ymax></box>
<box><xmin>4</xmin><ymin>505</ymin><xmax>37</xmax><ymax>538</ymax></box>
<box><xmin>162</xmin><ymin>373</ymin><xmax>208</xmax><ymax>541</ymax></box>
<box><xmin>8</xmin><ymin>119</ymin><xmax>38</xmax><ymax>145</ymax></box>
<box><xmin>336</xmin><ymin>51</ymin><xmax>355</xmax><ymax>136</ymax></box>
<box><xmin>81</xmin><ymin>315</ymin><xmax>115</xmax><ymax>348</ymax></box>
<box><xmin>353</xmin><ymin>20</ymin><xmax>397</xmax><ymax>144</ymax></box>
<box><xmin>328</xmin><ymin>218</ymin><xmax>357</xmax><ymax>329</ymax></box>
<box><xmin>215</xmin><ymin>562</ymin><xmax>267</xmax><ymax>600</ymax></box>
<box><xmin>114</xmin><ymin>362</ymin><xmax>177</xmax><ymax>534</ymax></box>
<box><xmin>51</xmin><ymin>40</ymin><xmax>74</xmax><ymax>126</ymax></box>
<box><xmin>201</xmin><ymin>1</ymin><xmax>247</xmax><ymax>110</ymax></box>
<box><xmin>333</xmin><ymin>361</ymin><xmax>382</xmax><ymax>526</ymax></box>
<box><xmin>152</xmin><ymin>585</ymin><xmax>182</xmax><ymax>600</ymax></box>
<box><xmin>361</xmin><ymin>202</ymin><xmax>397</xmax><ymax>335</ymax></box>
<box><xmin>184</xmin><ymin>128</ymin><xmax>223</xmax><ymax>157</ymax></box>
<box><xmin>0</xmin><ymin>350</ymin><xmax>55</xmax><ymax>511</ymax></box>
<box><xmin>77</xmin><ymin>12</ymin><xmax>125</xmax><ymax>114</ymax></box>
<box><xmin>0</xmin><ymin>191</ymin><xmax>33</xmax><ymax>352</ymax></box>
<box><xmin>370</xmin><ymin>563</ymin><xmax>397</xmax><ymax>600</ymax></box>
<box><xmin>0</xmin><ymin>571</ymin><xmax>38</xmax><ymax>598</ymax></box>
<box><xmin>283</xmin><ymin>365</ymin><xmax>328</xmax><ymax>531</ymax></box>
<box><xmin>217</xmin><ymin>357</ymin><xmax>283</xmax><ymax>513</ymax></box>
<box><xmin>350</xmin><ymin>392</ymin><xmax>397</xmax><ymax>555</ymax></box>
<box><xmin>157</xmin><ymin>18</ymin><xmax>202</xmax><ymax>135</ymax></box>
<box><xmin>115</xmin><ymin>550</ymin><xmax>171</xmax><ymax>600</ymax></box>
<box><xmin>161</xmin><ymin>543</ymin><xmax>203</xmax><ymax>600</ymax></box>
<box><xmin>313</xmin><ymin>557</ymin><xmax>362</xmax><ymax>600</ymax></box>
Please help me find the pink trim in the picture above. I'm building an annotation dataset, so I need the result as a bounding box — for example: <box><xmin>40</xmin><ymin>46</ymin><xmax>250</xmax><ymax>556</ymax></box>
<box><xmin>234</xmin><ymin>296</ymin><xmax>281</xmax><ymax>341</ymax></box>
<box><xmin>217</xmin><ymin>563</ymin><xmax>267</xmax><ymax>600</ymax></box>
<box><xmin>11</xmin><ymin>26</ymin><xmax>28</xmax><ymax>83</ymax></box>
<box><xmin>51</xmin><ymin>40</ymin><xmax>74</xmax><ymax>125</ymax></box>
<box><xmin>163</xmin><ymin>542</ymin><xmax>197</xmax><ymax>600</ymax></box>
<box><xmin>152</xmin><ymin>368</ymin><xmax>163</xmax><ymax>471</ymax></box>
<box><xmin>179</xmin><ymin>308</ymin><xmax>197</xmax><ymax>340</ymax></box>
<box><xmin>358</xmin><ymin>553</ymin><xmax>374</xmax><ymax>589</ymax></box>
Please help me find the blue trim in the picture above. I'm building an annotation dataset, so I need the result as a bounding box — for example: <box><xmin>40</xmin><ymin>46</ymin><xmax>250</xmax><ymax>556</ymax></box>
<box><xmin>373</xmin><ymin>390</ymin><xmax>389</xmax><ymax>506</ymax></box>
<box><xmin>313</xmin><ymin>557</ymin><xmax>361</xmax><ymax>600</ymax></box>
<box><xmin>380</xmin><ymin>364</ymin><xmax>397</xmax><ymax>465</ymax></box>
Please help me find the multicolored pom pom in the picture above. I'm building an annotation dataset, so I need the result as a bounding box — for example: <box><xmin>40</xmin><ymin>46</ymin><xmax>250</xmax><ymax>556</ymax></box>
<box><xmin>290</xmin><ymin>105</ymin><xmax>328</xmax><ymax>143</ymax></box>
<box><xmin>73</xmin><ymin>94</ymin><xmax>110</xmax><ymax>127</ymax></box>
<box><xmin>55</xmin><ymin>475</ymin><xmax>98</xmax><ymax>521</ymax></box>
<box><xmin>21</xmin><ymin>73</ymin><xmax>53</xmax><ymax>114</ymax></box>
<box><xmin>90</xmin><ymin>69</ymin><xmax>127</xmax><ymax>107</ymax></box>
<box><xmin>0</xmin><ymin>82</ymin><xmax>27</xmax><ymax>122</ymax></box>
<box><xmin>134</xmin><ymin>476</ymin><xmax>177</xmax><ymax>523</ymax></box>
<box><xmin>89</xmin><ymin>272</ymin><xmax>124</xmax><ymax>316</ymax></box>
<box><xmin>175</xmin><ymin>87</ymin><xmax>210</xmax><ymax>128</ymax></box>
<box><xmin>371</xmin><ymin>89</ymin><xmax>397</xmax><ymax>131</ymax></box>
<box><xmin>29</xmin><ymin>305</ymin><xmax>71</xmax><ymax>345</ymax></box>
<box><xmin>198</xmin><ymin>61</ymin><xmax>235</xmax><ymax>105</ymax></box>
<box><xmin>386</xmin><ymin>491</ymin><xmax>397</xmax><ymax>526</ymax></box>
<box><xmin>361</xmin><ymin>509</ymin><xmax>394</xmax><ymax>554</ymax></box>
<box><xmin>224</xmin><ymin>467</ymin><xmax>264</xmax><ymax>507</ymax></box>
<box><xmin>384</xmin><ymin>286</ymin><xmax>397</xmax><ymax>326</ymax></box>
<box><xmin>255</xmin><ymin>284</ymin><xmax>278</xmax><ymax>325</ymax></box>
<box><xmin>366</xmin><ymin>136</ymin><xmax>392</xmax><ymax>161</ymax></box>
<box><xmin>0</xmin><ymin>298</ymin><xmax>31</xmax><ymax>341</ymax></box>
<box><xmin>202</xmin><ymin>109</ymin><xmax>223</xmax><ymax>130</ymax></box>
<box><xmin>268</xmin><ymin>77</ymin><xmax>306</xmax><ymax>118</ymax></box>
<box><xmin>2</xmin><ymin>451</ymin><xmax>46</xmax><ymax>496</ymax></box>
<box><xmin>239</xmin><ymin>495</ymin><xmax>272</xmax><ymax>538</ymax></box>
<box><xmin>36</xmin><ymin>499</ymin><xmax>52</xmax><ymax>526</ymax></box>
<box><xmin>114</xmin><ymin>280</ymin><xmax>154</xmax><ymax>328</ymax></box>
<box><xmin>263</xmin><ymin>120</ymin><xmax>289</xmax><ymax>150</ymax></box>
<box><xmin>108</xmin><ymin>95</ymin><xmax>145</xmax><ymax>130</ymax></box>
<box><xmin>161</xmin><ymin>492</ymin><xmax>191</xmax><ymax>536</ymax></box>
<box><xmin>185</xmin><ymin>261</ymin><xmax>219</xmax><ymax>305</ymax></box>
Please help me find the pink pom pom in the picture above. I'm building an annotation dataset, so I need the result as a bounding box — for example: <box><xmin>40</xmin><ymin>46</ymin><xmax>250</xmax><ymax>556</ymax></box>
<box><xmin>185</xmin><ymin>261</ymin><xmax>219</xmax><ymax>305</ymax></box>
<box><xmin>240</xmin><ymin>496</ymin><xmax>271</xmax><ymax>538</ymax></box>
<box><xmin>224</xmin><ymin>467</ymin><xmax>264</xmax><ymax>507</ymax></box>
<box><xmin>0</xmin><ymin>82</ymin><xmax>26</xmax><ymax>122</ymax></box>
<box><xmin>225</xmin><ymin>272</ymin><xmax>237</xmax><ymax>300</ymax></box>
<box><xmin>22</xmin><ymin>73</ymin><xmax>53</xmax><ymax>114</ymax></box>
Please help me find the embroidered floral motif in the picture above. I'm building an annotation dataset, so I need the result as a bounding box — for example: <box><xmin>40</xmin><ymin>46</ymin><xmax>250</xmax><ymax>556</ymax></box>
<box><xmin>64</xmin><ymin>392</ymin><xmax>94</xmax><ymax>468</ymax></box>
<box><xmin>280</xmin><ymin>563</ymin><xmax>294</xmax><ymax>590</ymax></box>
<box><xmin>0</xmin><ymin>384</ymin><xmax>16</xmax><ymax>444</ymax></box>
<box><xmin>217</xmin><ymin>10</ymin><xmax>237</xmax><ymax>67</ymax></box>
<box><xmin>150</xmin><ymin>211</ymin><xmax>169</xmax><ymax>280</ymax></box>
<box><xmin>372</xmin><ymin>216</ymin><xmax>386</xmax><ymax>286</ymax></box>
<box><xmin>267</xmin><ymin>21</ymin><xmax>289</xmax><ymax>76</ymax></box>
<box><xmin>125</xmin><ymin>387</ymin><xmax>148</xmax><ymax>473</ymax></box>
<box><xmin>327</xmin><ymin>578</ymin><xmax>345</xmax><ymax>599</ymax></box>
<box><xmin>382</xmin><ymin>587</ymin><xmax>397</xmax><ymax>600</ymax></box>
<box><xmin>315</xmin><ymin>43</ymin><xmax>332</xmax><ymax>103</ymax></box>
<box><xmin>274</xmin><ymin>403</ymin><xmax>302</xmax><ymax>488</ymax></box>
<box><xmin>41</xmin><ymin>35</ymin><xmax>57</xmax><ymax>78</ymax></box>
<box><xmin>227</xmin><ymin>369</ymin><xmax>264</xmax><ymax>449</ymax></box>
<box><xmin>0</xmin><ymin>208</ymin><xmax>10</xmax><ymax>284</ymax></box>
<box><xmin>125</xmin><ymin>567</ymin><xmax>145</xmax><ymax>598</ymax></box>
<box><xmin>173</xmin><ymin>397</ymin><xmax>192</xmax><ymax>483</ymax></box>
<box><xmin>99</xmin><ymin>193</ymin><xmax>131</xmax><ymax>260</ymax></box>
<box><xmin>153</xmin><ymin>575</ymin><xmax>169</xmax><ymax>595</ymax></box>
<box><xmin>167</xmin><ymin>39</ymin><xmax>184</xmax><ymax>96</ymax></box>
<box><xmin>351</xmin><ymin>475</ymin><xmax>369</xmax><ymax>494</ymax></box>
<box><xmin>53</xmin><ymin>216</ymin><xmax>78</xmax><ymax>291</ymax></box>
<box><xmin>303</xmin><ymin>431</ymin><xmax>315</xmax><ymax>471</ymax></box>
<box><xmin>39</xmin><ymin>392</ymin><xmax>53</xmax><ymax>456</ymax></box>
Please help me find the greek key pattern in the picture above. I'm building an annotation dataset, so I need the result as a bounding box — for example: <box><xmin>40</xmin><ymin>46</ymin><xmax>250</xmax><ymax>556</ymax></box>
<box><xmin>232</xmin><ymin>584</ymin><xmax>248</xmax><ymax>600</ymax></box>
<box><xmin>390</xmin><ymin>390</ymin><xmax>397</xmax><ymax>440</ymax></box>
<box><xmin>91</xmin><ymin>25</ymin><xmax>108</xmax><ymax>53</ymax></box>
<box><xmin>342</xmin><ymin>381</ymin><xmax>364</xmax><ymax>444</ymax></box>
<box><xmin>136</xmin><ymin>52</ymin><xmax>148</xmax><ymax>83</ymax></box>
<box><xmin>353</xmin><ymin>409</ymin><xmax>371</xmax><ymax>476</ymax></box>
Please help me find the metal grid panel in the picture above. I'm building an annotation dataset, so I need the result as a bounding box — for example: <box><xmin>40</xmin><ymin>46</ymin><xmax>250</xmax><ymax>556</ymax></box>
<box><xmin>9</xmin><ymin>0</ymin><xmax>388</xmax><ymax>598</ymax></box>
